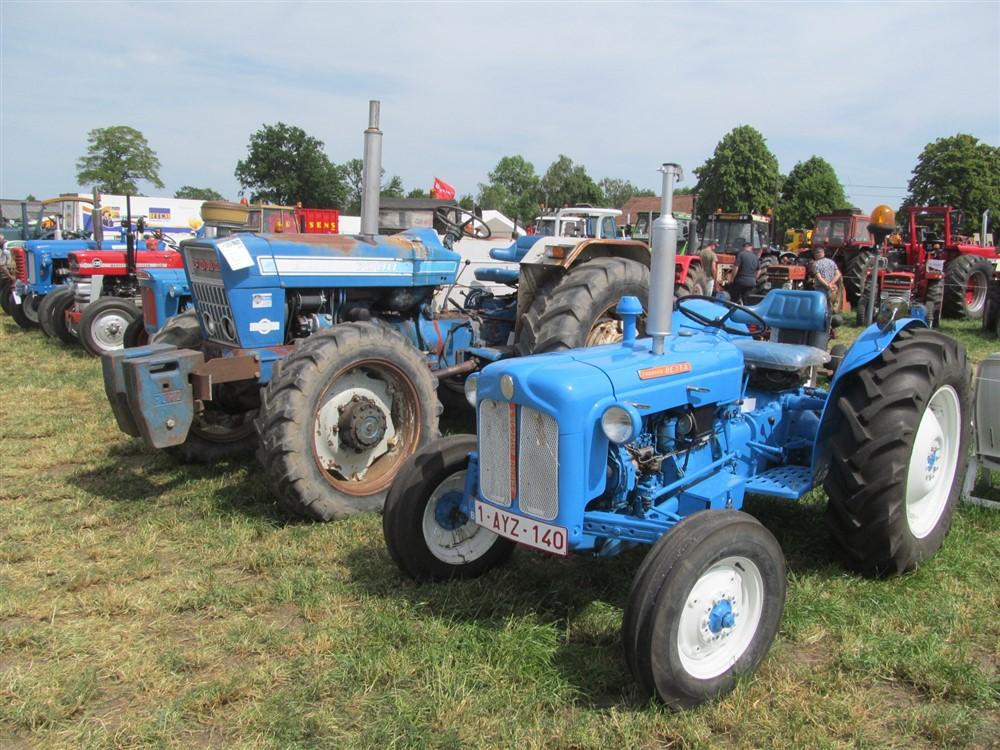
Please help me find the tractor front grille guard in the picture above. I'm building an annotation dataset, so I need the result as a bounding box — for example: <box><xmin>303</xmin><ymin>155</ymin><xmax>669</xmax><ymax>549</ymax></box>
<box><xmin>191</xmin><ymin>280</ymin><xmax>240</xmax><ymax>346</ymax></box>
<box><xmin>12</xmin><ymin>248</ymin><xmax>27</xmax><ymax>283</ymax></box>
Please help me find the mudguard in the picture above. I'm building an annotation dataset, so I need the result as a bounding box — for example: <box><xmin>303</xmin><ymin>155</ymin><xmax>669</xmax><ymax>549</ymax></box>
<box><xmin>811</xmin><ymin>318</ymin><xmax>928</xmax><ymax>482</ymax></box>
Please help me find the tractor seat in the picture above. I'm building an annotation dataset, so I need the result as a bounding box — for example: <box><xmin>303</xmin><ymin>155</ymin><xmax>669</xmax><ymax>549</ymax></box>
<box><xmin>735</xmin><ymin>289</ymin><xmax>831</xmax><ymax>372</ymax></box>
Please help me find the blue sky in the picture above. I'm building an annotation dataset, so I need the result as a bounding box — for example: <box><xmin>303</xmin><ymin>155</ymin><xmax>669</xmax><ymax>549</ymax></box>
<box><xmin>2</xmin><ymin>1</ymin><xmax>997</xmax><ymax>213</ymax></box>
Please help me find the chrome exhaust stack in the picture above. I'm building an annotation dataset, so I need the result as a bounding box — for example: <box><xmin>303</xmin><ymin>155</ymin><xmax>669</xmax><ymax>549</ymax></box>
<box><xmin>359</xmin><ymin>100</ymin><xmax>382</xmax><ymax>238</ymax></box>
<box><xmin>648</xmin><ymin>163</ymin><xmax>683</xmax><ymax>355</ymax></box>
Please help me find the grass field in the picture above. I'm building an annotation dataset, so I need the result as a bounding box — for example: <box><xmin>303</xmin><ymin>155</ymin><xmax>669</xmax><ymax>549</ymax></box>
<box><xmin>1</xmin><ymin>315</ymin><xmax>998</xmax><ymax>749</ymax></box>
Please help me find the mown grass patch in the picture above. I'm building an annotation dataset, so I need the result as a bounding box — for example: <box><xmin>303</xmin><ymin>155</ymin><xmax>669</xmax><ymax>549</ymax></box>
<box><xmin>1</xmin><ymin>316</ymin><xmax>998</xmax><ymax>749</ymax></box>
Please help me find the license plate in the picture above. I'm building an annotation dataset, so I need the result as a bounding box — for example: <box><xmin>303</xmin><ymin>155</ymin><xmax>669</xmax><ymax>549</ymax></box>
<box><xmin>926</xmin><ymin>259</ymin><xmax>945</xmax><ymax>273</ymax></box>
<box><xmin>474</xmin><ymin>501</ymin><xmax>568</xmax><ymax>555</ymax></box>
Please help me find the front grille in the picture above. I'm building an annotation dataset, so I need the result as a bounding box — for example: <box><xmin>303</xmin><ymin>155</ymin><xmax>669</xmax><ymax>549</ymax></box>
<box><xmin>73</xmin><ymin>278</ymin><xmax>92</xmax><ymax>306</ymax></box>
<box><xmin>479</xmin><ymin>399</ymin><xmax>514</xmax><ymax>506</ymax></box>
<box><xmin>13</xmin><ymin>248</ymin><xmax>27</xmax><ymax>282</ymax></box>
<box><xmin>478</xmin><ymin>399</ymin><xmax>560</xmax><ymax>520</ymax></box>
<box><xmin>517</xmin><ymin>406</ymin><xmax>559</xmax><ymax>520</ymax></box>
<box><xmin>191</xmin><ymin>280</ymin><xmax>239</xmax><ymax>345</ymax></box>
<box><xmin>26</xmin><ymin>251</ymin><xmax>36</xmax><ymax>284</ymax></box>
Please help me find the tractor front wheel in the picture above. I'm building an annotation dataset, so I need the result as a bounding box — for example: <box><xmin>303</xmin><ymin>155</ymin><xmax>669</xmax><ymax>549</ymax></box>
<box><xmin>383</xmin><ymin>434</ymin><xmax>515</xmax><ymax>580</ymax></box>
<box><xmin>824</xmin><ymin>327</ymin><xmax>970</xmax><ymax>576</ymax></box>
<box><xmin>0</xmin><ymin>278</ymin><xmax>13</xmax><ymax>316</ymax></box>
<box><xmin>623</xmin><ymin>510</ymin><xmax>786</xmax><ymax>708</ymax></box>
<box><xmin>79</xmin><ymin>297</ymin><xmax>140</xmax><ymax>356</ymax></box>
<box><xmin>944</xmin><ymin>255</ymin><xmax>993</xmax><ymax>319</ymax></box>
<box><xmin>9</xmin><ymin>294</ymin><xmax>37</xmax><ymax>329</ymax></box>
<box><xmin>38</xmin><ymin>287</ymin><xmax>73</xmax><ymax>340</ymax></box>
<box><xmin>523</xmin><ymin>257</ymin><xmax>649</xmax><ymax>353</ymax></box>
<box><xmin>257</xmin><ymin>322</ymin><xmax>440</xmax><ymax>521</ymax></box>
<box><xmin>123</xmin><ymin>317</ymin><xmax>149</xmax><ymax>348</ymax></box>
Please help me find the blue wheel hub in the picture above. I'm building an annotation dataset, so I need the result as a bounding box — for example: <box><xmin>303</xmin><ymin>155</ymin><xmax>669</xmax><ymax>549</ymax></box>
<box><xmin>707</xmin><ymin>598</ymin><xmax>735</xmax><ymax>634</ymax></box>
<box><xmin>434</xmin><ymin>490</ymin><xmax>468</xmax><ymax>530</ymax></box>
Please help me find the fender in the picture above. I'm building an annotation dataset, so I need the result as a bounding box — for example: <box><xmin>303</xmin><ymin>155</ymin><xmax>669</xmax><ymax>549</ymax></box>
<box><xmin>519</xmin><ymin>238</ymin><xmax>650</xmax><ymax>269</ymax></box>
<box><xmin>811</xmin><ymin>317</ymin><xmax>928</xmax><ymax>482</ymax></box>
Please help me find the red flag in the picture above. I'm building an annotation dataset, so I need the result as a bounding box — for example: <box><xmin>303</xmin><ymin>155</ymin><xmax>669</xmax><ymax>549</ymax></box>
<box><xmin>431</xmin><ymin>177</ymin><xmax>456</xmax><ymax>201</ymax></box>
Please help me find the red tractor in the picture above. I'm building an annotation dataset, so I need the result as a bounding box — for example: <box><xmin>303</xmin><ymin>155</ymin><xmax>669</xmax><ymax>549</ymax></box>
<box><xmin>857</xmin><ymin>205</ymin><xmax>998</xmax><ymax>324</ymax></box>
<box><xmin>809</xmin><ymin>208</ymin><xmax>874</xmax><ymax>304</ymax></box>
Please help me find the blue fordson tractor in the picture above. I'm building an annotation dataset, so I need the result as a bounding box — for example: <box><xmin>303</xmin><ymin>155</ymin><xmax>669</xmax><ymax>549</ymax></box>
<box><xmin>382</xmin><ymin>163</ymin><xmax>971</xmax><ymax>708</ymax></box>
<box><xmin>102</xmin><ymin>102</ymin><xmax>652</xmax><ymax>521</ymax></box>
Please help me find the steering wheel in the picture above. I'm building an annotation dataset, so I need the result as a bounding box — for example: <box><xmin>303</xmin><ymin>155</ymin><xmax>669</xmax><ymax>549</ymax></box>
<box><xmin>434</xmin><ymin>206</ymin><xmax>491</xmax><ymax>240</ymax></box>
<box><xmin>676</xmin><ymin>294</ymin><xmax>768</xmax><ymax>336</ymax></box>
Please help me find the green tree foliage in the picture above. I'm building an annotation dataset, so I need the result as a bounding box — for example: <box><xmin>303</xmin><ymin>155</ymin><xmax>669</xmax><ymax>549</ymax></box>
<box><xmin>458</xmin><ymin>194</ymin><xmax>475</xmax><ymax>210</ymax></box>
<box><xmin>25</xmin><ymin>193</ymin><xmax>36</xmax><ymax>201</ymax></box>
<box><xmin>340</xmin><ymin>158</ymin><xmax>408</xmax><ymax>213</ymax></box>
<box><xmin>777</xmin><ymin>156</ymin><xmax>847</xmax><ymax>232</ymax></box>
<box><xmin>903</xmin><ymin>134</ymin><xmax>1000</xmax><ymax>233</ymax></box>
<box><xmin>174</xmin><ymin>186</ymin><xmax>224</xmax><ymax>201</ymax></box>
<box><xmin>540</xmin><ymin>155</ymin><xmax>601</xmax><ymax>210</ymax></box>
<box><xmin>76</xmin><ymin>125</ymin><xmax>164</xmax><ymax>195</ymax></box>
<box><xmin>406</xmin><ymin>188</ymin><xmax>429</xmax><ymax>199</ymax></box>
<box><xmin>235</xmin><ymin>123</ymin><xmax>345</xmax><ymax>208</ymax></box>
<box><xmin>693</xmin><ymin>126</ymin><xmax>780</xmax><ymax>222</ymax></box>
<box><xmin>476</xmin><ymin>155</ymin><xmax>540</xmax><ymax>224</ymax></box>
<box><xmin>598</xmin><ymin>177</ymin><xmax>654</xmax><ymax>209</ymax></box>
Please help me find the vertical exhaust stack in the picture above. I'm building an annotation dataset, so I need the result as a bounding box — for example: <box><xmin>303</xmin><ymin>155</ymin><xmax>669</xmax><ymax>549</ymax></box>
<box><xmin>359</xmin><ymin>100</ymin><xmax>383</xmax><ymax>238</ymax></box>
<box><xmin>647</xmin><ymin>163</ymin><xmax>683</xmax><ymax>355</ymax></box>
<box><xmin>92</xmin><ymin>188</ymin><xmax>104</xmax><ymax>246</ymax></box>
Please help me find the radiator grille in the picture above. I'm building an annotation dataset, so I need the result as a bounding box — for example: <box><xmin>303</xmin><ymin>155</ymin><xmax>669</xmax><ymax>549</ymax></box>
<box><xmin>73</xmin><ymin>278</ymin><xmax>92</xmax><ymax>306</ymax></box>
<box><xmin>191</xmin><ymin>280</ymin><xmax>239</xmax><ymax>345</ymax></box>
<box><xmin>13</xmin><ymin>248</ymin><xmax>26</xmax><ymax>282</ymax></box>
<box><xmin>25</xmin><ymin>250</ymin><xmax>36</xmax><ymax>284</ymax></box>
<box><xmin>478</xmin><ymin>399</ymin><xmax>513</xmax><ymax>507</ymax></box>
<box><xmin>517</xmin><ymin>406</ymin><xmax>560</xmax><ymax>520</ymax></box>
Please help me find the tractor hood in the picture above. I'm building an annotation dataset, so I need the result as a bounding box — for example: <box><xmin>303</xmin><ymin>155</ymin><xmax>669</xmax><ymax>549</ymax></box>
<box><xmin>69</xmin><ymin>249</ymin><xmax>183</xmax><ymax>276</ymax></box>
<box><xmin>23</xmin><ymin>238</ymin><xmax>107</xmax><ymax>259</ymax></box>
<box><xmin>181</xmin><ymin>228</ymin><xmax>461</xmax><ymax>293</ymax></box>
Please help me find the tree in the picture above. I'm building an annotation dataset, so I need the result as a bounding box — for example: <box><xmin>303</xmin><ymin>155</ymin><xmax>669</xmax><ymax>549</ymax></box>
<box><xmin>235</xmin><ymin>123</ymin><xmax>346</xmax><ymax>208</ymax></box>
<box><xmin>406</xmin><ymin>188</ymin><xmax>429</xmax><ymax>199</ymax></box>
<box><xmin>476</xmin><ymin>155</ymin><xmax>540</xmax><ymax>224</ymax></box>
<box><xmin>777</xmin><ymin>156</ymin><xmax>847</xmax><ymax>232</ymax></box>
<box><xmin>76</xmin><ymin>125</ymin><xmax>164</xmax><ymax>195</ymax></box>
<box><xmin>340</xmin><ymin>158</ymin><xmax>408</xmax><ymax>213</ymax></box>
<box><xmin>693</xmin><ymin>126</ymin><xmax>780</xmax><ymax>222</ymax></box>
<box><xmin>458</xmin><ymin>194</ymin><xmax>475</xmax><ymax>210</ymax></box>
<box><xmin>540</xmin><ymin>155</ymin><xmax>601</xmax><ymax>210</ymax></box>
<box><xmin>25</xmin><ymin>193</ymin><xmax>36</xmax><ymax>201</ymax></box>
<box><xmin>381</xmin><ymin>175</ymin><xmax>405</xmax><ymax>199</ymax></box>
<box><xmin>597</xmin><ymin>177</ymin><xmax>655</xmax><ymax>209</ymax></box>
<box><xmin>174</xmin><ymin>186</ymin><xmax>224</xmax><ymax>201</ymax></box>
<box><xmin>903</xmin><ymin>134</ymin><xmax>1000</xmax><ymax>233</ymax></box>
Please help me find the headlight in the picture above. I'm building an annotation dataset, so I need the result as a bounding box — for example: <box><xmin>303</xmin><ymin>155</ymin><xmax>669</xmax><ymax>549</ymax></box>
<box><xmin>500</xmin><ymin>374</ymin><xmax>515</xmax><ymax>400</ymax></box>
<box><xmin>601</xmin><ymin>403</ymin><xmax>642</xmax><ymax>444</ymax></box>
<box><xmin>464</xmin><ymin>373</ymin><xmax>479</xmax><ymax>407</ymax></box>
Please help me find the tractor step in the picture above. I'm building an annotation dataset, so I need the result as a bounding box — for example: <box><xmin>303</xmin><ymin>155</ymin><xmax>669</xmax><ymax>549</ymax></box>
<box><xmin>745</xmin><ymin>464</ymin><xmax>813</xmax><ymax>499</ymax></box>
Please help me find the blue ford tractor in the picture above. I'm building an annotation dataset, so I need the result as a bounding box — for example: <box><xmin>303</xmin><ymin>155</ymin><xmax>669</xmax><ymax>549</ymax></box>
<box><xmin>102</xmin><ymin>102</ymin><xmax>652</xmax><ymax>521</ymax></box>
<box><xmin>382</xmin><ymin>163</ymin><xmax>970</xmax><ymax>708</ymax></box>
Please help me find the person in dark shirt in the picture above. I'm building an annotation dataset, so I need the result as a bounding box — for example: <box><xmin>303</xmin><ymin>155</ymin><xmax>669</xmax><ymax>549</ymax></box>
<box><xmin>728</xmin><ymin>242</ymin><xmax>760</xmax><ymax>304</ymax></box>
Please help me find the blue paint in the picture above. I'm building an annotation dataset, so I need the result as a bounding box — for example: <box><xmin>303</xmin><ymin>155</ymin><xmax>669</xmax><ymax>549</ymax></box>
<box><xmin>708</xmin><ymin>599</ymin><xmax>735</xmax><ymax>633</ymax></box>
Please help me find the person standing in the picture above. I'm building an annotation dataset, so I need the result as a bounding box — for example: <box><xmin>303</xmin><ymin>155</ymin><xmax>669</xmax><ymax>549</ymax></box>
<box><xmin>699</xmin><ymin>241</ymin><xmax>719</xmax><ymax>296</ymax></box>
<box><xmin>811</xmin><ymin>247</ymin><xmax>842</xmax><ymax>306</ymax></box>
<box><xmin>728</xmin><ymin>242</ymin><xmax>760</xmax><ymax>304</ymax></box>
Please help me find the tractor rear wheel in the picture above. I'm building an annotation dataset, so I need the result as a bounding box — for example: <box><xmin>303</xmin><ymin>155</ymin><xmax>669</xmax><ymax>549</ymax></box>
<box><xmin>843</xmin><ymin>249</ymin><xmax>875</xmax><ymax>305</ymax></box>
<box><xmin>256</xmin><ymin>322</ymin><xmax>440</xmax><ymax>521</ymax></box>
<box><xmin>523</xmin><ymin>257</ymin><xmax>649</xmax><ymax>354</ymax></box>
<box><xmin>824</xmin><ymin>327</ymin><xmax>970</xmax><ymax>576</ymax></box>
<box><xmin>514</xmin><ymin>276</ymin><xmax>560</xmax><ymax>356</ymax></box>
<box><xmin>150</xmin><ymin>309</ymin><xmax>201</xmax><ymax>346</ymax></box>
<box><xmin>79</xmin><ymin>297</ymin><xmax>140</xmax><ymax>356</ymax></box>
<box><xmin>383</xmin><ymin>434</ymin><xmax>515</xmax><ymax>580</ymax></box>
<box><xmin>982</xmin><ymin>278</ymin><xmax>1000</xmax><ymax>333</ymax></box>
<box><xmin>38</xmin><ymin>287</ymin><xmax>73</xmax><ymax>339</ymax></box>
<box><xmin>944</xmin><ymin>254</ymin><xmax>992</xmax><ymax>319</ymax></box>
<box><xmin>676</xmin><ymin>264</ymin><xmax>710</xmax><ymax>299</ymax></box>
<box><xmin>623</xmin><ymin>510</ymin><xmax>786</xmax><ymax>708</ymax></box>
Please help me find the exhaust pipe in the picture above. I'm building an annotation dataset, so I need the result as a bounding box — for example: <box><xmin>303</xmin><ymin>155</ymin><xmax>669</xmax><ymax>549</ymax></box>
<box><xmin>359</xmin><ymin>100</ymin><xmax>382</xmax><ymax>238</ymax></box>
<box><xmin>92</xmin><ymin>188</ymin><xmax>104</xmax><ymax>246</ymax></box>
<box><xmin>648</xmin><ymin>163</ymin><xmax>683</xmax><ymax>355</ymax></box>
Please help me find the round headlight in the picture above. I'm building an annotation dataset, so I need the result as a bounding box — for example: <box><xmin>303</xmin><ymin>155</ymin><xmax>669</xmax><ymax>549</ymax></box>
<box><xmin>500</xmin><ymin>374</ymin><xmax>515</xmax><ymax>400</ymax></box>
<box><xmin>464</xmin><ymin>373</ymin><xmax>479</xmax><ymax>407</ymax></box>
<box><xmin>601</xmin><ymin>404</ymin><xmax>639</xmax><ymax>444</ymax></box>
<box><xmin>202</xmin><ymin>312</ymin><xmax>217</xmax><ymax>335</ymax></box>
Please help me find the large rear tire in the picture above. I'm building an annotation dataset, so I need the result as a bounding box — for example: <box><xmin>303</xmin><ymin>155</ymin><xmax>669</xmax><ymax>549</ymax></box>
<box><xmin>123</xmin><ymin>316</ymin><xmax>149</xmax><ymax>348</ymax></box>
<box><xmin>38</xmin><ymin>287</ymin><xmax>73</xmax><ymax>340</ymax></box>
<box><xmin>943</xmin><ymin>254</ymin><xmax>992</xmax><ymax>320</ymax></box>
<box><xmin>843</xmin><ymin>249</ymin><xmax>875</xmax><ymax>305</ymax></box>
<box><xmin>824</xmin><ymin>327</ymin><xmax>970</xmax><ymax>576</ymax></box>
<box><xmin>524</xmin><ymin>256</ymin><xmax>649</xmax><ymax>354</ymax></box>
<box><xmin>79</xmin><ymin>297</ymin><xmax>140</xmax><ymax>356</ymax></box>
<box><xmin>383</xmin><ymin>434</ymin><xmax>515</xmax><ymax>581</ymax></box>
<box><xmin>677</xmin><ymin>264</ymin><xmax>710</xmax><ymax>299</ymax></box>
<box><xmin>256</xmin><ymin>322</ymin><xmax>440</xmax><ymax>521</ymax></box>
<box><xmin>623</xmin><ymin>511</ymin><xmax>786</xmax><ymax>708</ymax></box>
<box><xmin>982</xmin><ymin>279</ymin><xmax>1000</xmax><ymax>334</ymax></box>
<box><xmin>0</xmin><ymin>278</ymin><xmax>13</xmax><ymax>316</ymax></box>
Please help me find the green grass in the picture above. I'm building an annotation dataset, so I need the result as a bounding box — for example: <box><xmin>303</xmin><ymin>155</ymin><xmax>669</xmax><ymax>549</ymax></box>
<box><xmin>1</xmin><ymin>316</ymin><xmax>998</xmax><ymax>749</ymax></box>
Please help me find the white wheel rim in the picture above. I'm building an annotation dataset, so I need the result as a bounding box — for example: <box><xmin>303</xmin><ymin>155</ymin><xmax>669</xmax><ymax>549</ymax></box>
<box><xmin>420</xmin><ymin>470</ymin><xmax>498</xmax><ymax>564</ymax></box>
<box><xmin>91</xmin><ymin>310</ymin><xmax>131</xmax><ymax>351</ymax></box>
<box><xmin>905</xmin><ymin>384</ymin><xmax>961</xmax><ymax>539</ymax></box>
<box><xmin>677</xmin><ymin>555</ymin><xmax>765</xmax><ymax>680</ymax></box>
<box><xmin>313</xmin><ymin>369</ymin><xmax>397</xmax><ymax>483</ymax></box>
